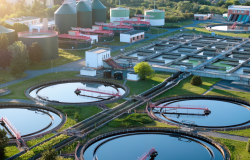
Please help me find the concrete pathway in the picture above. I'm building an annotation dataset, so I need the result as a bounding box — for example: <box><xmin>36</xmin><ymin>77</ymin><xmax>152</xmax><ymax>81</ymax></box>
<box><xmin>0</xmin><ymin>99</ymin><xmax>41</xmax><ymax>104</ymax></box>
<box><xmin>198</xmin><ymin>131</ymin><xmax>249</xmax><ymax>142</ymax></box>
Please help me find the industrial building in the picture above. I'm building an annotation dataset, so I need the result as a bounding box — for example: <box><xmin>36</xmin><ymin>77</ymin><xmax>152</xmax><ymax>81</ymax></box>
<box><xmin>228</xmin><ymin>5</ymin><xmax>250</xmax><ymax>22</ymax></box>
<box><xmin>55</xmin><ymin>3</ymin><xmax>77</xmax><ymax>34</ymax></box>
<box><xmin>194</xmin><ymin>14</ymin><xmax>213</xmax><ymax>20</ymax></box>
<box><xmin>85</xmin><ymin>47</ymin><xmax>110</xmax><ymax>68</ymax></box>
<box><xmin>29</xmin><ymin>18</ymin><xmax>55</xmax><ymax>32</ymax></box>
<box><xmin>120</xmin><ymin>30</ymin><xmax>144</xmax><ymax>43</ymax></box>
<box><xmin>5</xmin><ymin>16</ymin><xmax>40</xmax><ymax>26</ymax></box>
<box><xmin>144</xmin><ymin>9</ymin><xmax>165</xmax><ymax>26</ymax></box>
<box><xmin>110</xmin><ymin>7</ymin><xmax>129</xmax><ymax>22</ymax></box>
<box><xmin>18</xmin><ymin>30</ymin><xmax>59</xmax><ymax>60</ymax></box>
<box><xmin>0</xmin><ymin>26</ymin><xmax>15</xmax><ymax>45</ymax></box>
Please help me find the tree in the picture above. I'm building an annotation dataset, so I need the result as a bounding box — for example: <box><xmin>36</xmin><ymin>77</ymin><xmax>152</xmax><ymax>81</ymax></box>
<box><xmin>217</xmin><ymin>0</ymin><xmax>225</xmax><ymax>7</ymax></box>
<box><xmin>8</xmin><ymin>41</ymin><xmax>29</xmax><ymax>77</ymax></box>
<box><xmin>28</xmin><ymin>42</ymin><xmax>43</xmax><ymax>64</ymax></box>
<box><xmin>0</xmin><ymin>32</ymin><xmax>9</xmax><ymax>50</ymax></box>
<box><xmin>190</xmin><ymin>76</ymin><xmax>202</xmax><ymax>85</ymax></box>
<box><xmin>234</xmin><ymin>0</ymin><xmax>240</xmax><ymax>5</ymax></box>
<box><xmin>54</xmin><ymin>25</ymin><xmax>60</xmax><ymax>35</ymax></box>
<box><xmin>134</xmin><ymin>62</ymin><xmax>154</xmax><ymax>80</ymax></box>
<box><xmin>244</xmin><ymin>1</ymin><xmax>250</xmax><ymax>6</ymax></box>
<box><xmin>247</xmin><ymin>139</ymin><xmax>250</xmax><ymax>152</ymax></box>
<box><xmin>0</xmin><ymin>49</ymin><xmax>11</xmax><ymax>69</ymax></box>
<box><xmin>0</xmin><ymin>129</ymin><xmax>9</xmax><ymax>158</ymax></box>
<box><xmin>135</xmin><ymin>9</ymin><xmax>142</xmax><ymax>15</ymax></box>
<box><xmin>149</xmin><ymin>4</ymin><xmax>157</xmax><ymax>9</ymax></box>
<box><xmin>74</xmin><ymin>112</ymin><xmax>80</xmax><ymax>121</ymax></box>
<box><xmin>40</xmin><ymin>148</ymin><xmax>57</xmax><ymax>160</ymax></box>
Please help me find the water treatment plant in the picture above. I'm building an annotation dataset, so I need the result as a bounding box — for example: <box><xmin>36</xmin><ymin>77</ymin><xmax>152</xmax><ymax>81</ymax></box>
<box><xmin>2</xmin><ymin>1</ymin><xmax>250</xmax><ymax>160</ymax></box>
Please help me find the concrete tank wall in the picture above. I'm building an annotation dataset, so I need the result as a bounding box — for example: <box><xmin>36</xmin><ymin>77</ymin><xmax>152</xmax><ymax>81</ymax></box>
<box><xmin>18</xmin><ymin>35</ymin><xmax>58</xmax><ymax>60</ymax></box>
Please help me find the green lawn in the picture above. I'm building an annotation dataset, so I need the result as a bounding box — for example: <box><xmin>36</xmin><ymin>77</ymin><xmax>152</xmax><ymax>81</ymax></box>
<box><xmin>28</xmin><ymin>45</ymin><xmax>102</xmax><ymax>70</ymax></box>
<box><xmin>105</xmin><ymin>99</ymin><xmax>126</xmax><ymax>109</ymax></box>
<box><xmin>102</xmin><ymin>36</ymin><xmax>127</xmax><ymax>46</ymax></box>
<box><xmin>206</xmin><ymin>89</ymin><xmax>250</xmax><ymax>102</ymax></box>
<box><xmin>2</xmin><ymin>145</ymin><xmax>20</xmax><ymax>160</ymax></box>
<box><xmin>150</xmin><ymin>28</ymin><xmax>168</xmax><ymax>34</ymax></box>
<box><xmin>26</xmin><ymin>133</ymin><xmax>55</xmax><ymax>147</ymax></box>
<box><xmin>186</xmin><ymin>26</ymin><xmax>250</xmax><ymax>38</ymax></box>
<box><xmin>211</xmin><ymin>137</ymin><xmax>250</xmax><ymax>160</ymax></box>
<box><xmin>162</xmin><ymin>20</ymin><xmax>193</xmax><ymax>28</ymax></box>
<box><xmin>126</xmin><ymin>71</ymin><xmax>172</xmax><ymax>96</ymax></box>
<box><xmin>153</xmin><ymin>76</ymin><xmax>221</xmax><ymax>101</ymax></box>
<box><xmin>217</xmin><ymin>129</ymin><xmax>250</xmax><ymax>138</ymax></box>
<box><xmin>0</xmin><ymin>69</ymin><xmax>27</xmax><ymax>85</ymax></box>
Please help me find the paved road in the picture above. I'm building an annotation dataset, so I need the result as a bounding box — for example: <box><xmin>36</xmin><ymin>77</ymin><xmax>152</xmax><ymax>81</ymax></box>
<box><xmin>213</xmin><ymin>80</ymin><xmax>250</xmax><ymax>93</ymax></box>
<box><xmin>198</xmin><ymin>131</ymin><xmax>249</xmax><ymax>142</ymax></box>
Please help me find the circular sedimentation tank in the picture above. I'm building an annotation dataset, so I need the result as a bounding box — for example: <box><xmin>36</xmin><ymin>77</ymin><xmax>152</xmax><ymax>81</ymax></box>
<box><xmin>82</xmin><ymin>129</ymin><xmax>226</xmax><ymax>160</ymax></box>
<box><xmin>0</xmin><ymin>104</ymin><xmax>65</xmax><ymax>141</ymax></box>
<box><xmin>77</xmin><ymin>1</ymin><xmax>92</xmax><ymax>28</ymax></box>
<box><xmin>151</xmin><ymin>95</ymin><xmax>250</xmax><ymax>129</ymax></box>
<box><xmin>27</xmin><ymin>79</ymin><xmax>128</xmax><ymax>105</ymax></box>
<box><xmin>0</xmin><ymin>25</ymin><xmax>15</xmax><ymax>45</ymax></box>
<box><xmin>55</xmin><ymin>3</ymin><xmax>77</xmax><ymax>34</ymax></box>
<box><xmin>91</xmin><ymin>0</ymin><xmax>106</xmax><ymax>25</ymax></box>
<box><xmin>144</xmin><ymin>9</ymin><xmax>165</xmax><ymax>26</ymax></box>
<box><xmin>110</xmin><ymin>7</ymin><xmax>129</xmax><ymax>22</ymax></box>
<box><xmin>18</xmin><ymin>31</ymin><xmax>58</xmax><ymax>60</ymax></box>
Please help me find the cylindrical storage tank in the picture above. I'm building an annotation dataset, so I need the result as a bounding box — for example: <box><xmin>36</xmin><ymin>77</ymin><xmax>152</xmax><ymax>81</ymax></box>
<box><xmin>77</xmin><ymin>1</ymin><xmax>92</xmax><ymax>28</ymax></box>
<box><xmin>110</xmin><ymin>7</ymin><xmax>129</xmax><ymax>22</ymax></box>
<box><xmin>144</xmin><ymin>9</ymin><xmax>165</xmax><ymax>26</ymax></box>
<box><xmin>18</xmin><ymin>31</ymin><xmax>58</xmax><ymax>60</ymax></box>
<box><xmin>91</xmin><ymin>0</ymin><xmax>106</xmax><ymax>25</ymax></box>
<box><xmin>103</xmin><ymin>70</ymin><xmax>111</xmax><ymax>78</ymax></box>
<box><xmin>54</xmin><ymin>3</ymin><xmax>77</xmax><ymax>34</ymax></box>
<box><xmin>114</xmin><ymin>71</ymin><xmax>123</xmax><ymax>80</ymax></box>
<box><xmin>0</xmin><ymin>26</ymin><xmax>15</xmax><ymax>45</ymax></box>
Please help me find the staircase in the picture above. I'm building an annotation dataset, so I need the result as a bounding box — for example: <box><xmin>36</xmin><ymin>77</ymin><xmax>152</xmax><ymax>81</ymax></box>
<box><xmin>231</xmin><ymin>22</ymin><xmax>237</xmax><ymax>29</ymax></box>
<box><xmin>104</xmin><ymin>58</ymin><xmax>124</xmax><ymax>69</ymax></box>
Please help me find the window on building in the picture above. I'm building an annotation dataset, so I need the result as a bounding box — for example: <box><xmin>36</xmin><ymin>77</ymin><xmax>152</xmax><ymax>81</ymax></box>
<box><xmin>141</xmin><ymin>35</ymin><xmax>143</xmax><ymax>38</ymax></box>
<box><xmin>233</xmin><ymin>10</ymin><xmax>235</xmax><ymax>13</ymax></box>
<box><xmin>137</xmin><ymin>36</ymin><xmax>139</xmax><ymax>39</ymax></box>
<box><xmin>241</xmin><ymin>10</ymin><xmax>244</xmax><ymax>13</ymax></box>
<box><xmin>237</xmin><ymin>10</ymin><xmax>240</xmax><ymax>13</ymax></box>
<box><xmin>133</xmin><ymin>37</ymin><xmax>135</xmax><ymax>40</ymax></box>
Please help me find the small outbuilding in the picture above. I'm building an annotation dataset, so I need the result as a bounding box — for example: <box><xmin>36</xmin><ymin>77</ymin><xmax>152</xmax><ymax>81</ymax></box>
<box><xmin>85</xmin><ymin>47</ymin><xmax>110</xmax><ymax>68</ymax></box>
<box><xmin>194</xmin><ymin>14</ymin><xmax>213</xmax><ymax>20</ymax></box>
<box><xmin>80</xmin><ymin>67</ymin><xmax>96</xmax><ymax>76</ymax></box>
<box><xmin>127</xmin><ymin>72</ymin><xmax>140</xmax><ymax>81</ymax></box>
<box><xmin>120</xmin><ymin>30</ymin><xmax>144</xmax><ymax>43</ymax></box>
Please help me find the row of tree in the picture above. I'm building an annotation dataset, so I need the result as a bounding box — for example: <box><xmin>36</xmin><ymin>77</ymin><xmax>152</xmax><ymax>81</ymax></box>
<box><xmin>0</xmin><ymin>33</ymin><xmax>43</xmax><ymax>77</ymax></box>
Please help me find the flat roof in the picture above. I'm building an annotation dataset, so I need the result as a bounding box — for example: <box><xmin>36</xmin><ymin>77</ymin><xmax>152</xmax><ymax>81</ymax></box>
<box><xmin>87</xmin><ymin>47</ymin><xmax>110</xmax><ymax>54</ymax></box>
<box><xmin>122</xmin><ymin>30</ymin><xmax>144</xmax><ymax>35</ymax></box>
<box><xmin>228</xmin><ymin>5</ymin><xmax>250</xmax><ymax>9</ymax></box>
<box><xmin>6</xmin><ymin>16</ymin><xmax>40</xmax><ymax>23</ymax></box>
<box><xmin>194</xmin><ymin>14</ymin><xmax>208</xmax><ymax>16</ymax></box>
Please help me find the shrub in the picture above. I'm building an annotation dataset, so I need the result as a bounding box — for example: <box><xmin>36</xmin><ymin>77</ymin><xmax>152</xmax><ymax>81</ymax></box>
<box><xmin>190</xmin><ymin>76</ymin><xmax>202</xmax><ymax>86</ymax></box>
<box><xmin>247</xmin><ymin>139</ymin><xmax>250</xmax><ymax>152</ymax></box>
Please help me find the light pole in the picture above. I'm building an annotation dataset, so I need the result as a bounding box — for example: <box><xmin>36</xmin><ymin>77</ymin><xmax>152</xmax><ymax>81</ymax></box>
<box><xmin>51</xmin><ymin>61</ymin><xmax>53</xmax><ymax>73</ymax></box>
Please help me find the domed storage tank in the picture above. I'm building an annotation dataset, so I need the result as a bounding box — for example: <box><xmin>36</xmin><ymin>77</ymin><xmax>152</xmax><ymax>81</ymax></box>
<box><xmin>144</xmin><ymin>9</ymin><xmax>165</xmax><ymax>26</ymax></box>
<box><xmin>110</xmin><ymin>7</ymin><xmax>129</xmax><ymax>22</ymax></box>
<box><xmin>77</xmin><ymin>1</ymin><xmax>92</xmax><ymax>28</ymax></box>
<box><xmin>91</xmin><ymin>0</ymin><xmax>106</xmax><ymax>25</ymax></box>
<box><xmin>0</xmin><ymin>26</ymin><xmax>15</xmax><ymax>45</ymax></box>
<box><xmin>54</xmin><ymin>3</ymin><xmax>77</xmax><ymax>34</ymax></box>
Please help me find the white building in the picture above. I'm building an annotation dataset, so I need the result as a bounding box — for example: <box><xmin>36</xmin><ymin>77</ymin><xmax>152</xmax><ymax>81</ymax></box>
<box><xmin>5</xmin><ymin>16</ymin><xmax>40</xmax><ymax>26</ymax></box>
<box><xmin>29</xmin><ymin>19</ymin><xmax>55</xmax><ymax>32</ymax></box>
<box><xmin>120</xmin><ymin>30</ymin><xmax>144</xmax><ymax>43</ymax></box>
<box><xmin>80</xmin><ymin>67</ymin><xmax>96</xmax><ymax>76</ymax></box>
<box><xmin>85</xmin><ymin>47</ymin><xmax>110</xmax><ymax>68</ymax></box>
<box><xmin>127</xmin><ymin>72</ymin><xmax>140</xmax><ymax>81</ymax></box>
<box><xmin>24</xmin><ymin>0</ymin><xmax>54</xmax><ymax>8</ymax></box>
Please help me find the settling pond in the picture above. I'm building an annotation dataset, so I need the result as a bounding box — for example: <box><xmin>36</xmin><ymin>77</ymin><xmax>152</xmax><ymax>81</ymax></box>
<box><xmin>83</xmin><ymin>133</ymin><xmax>224</xmax><ymax>160</ymax></box>
<box><xmin>29</xmin><ymin>81</ymin><xmax>126</xmax><ymax>104</ymax></box>
<box><xmin>0</xmin><ymin>107</ymin><xmax>61</xmax><ymax>138</ymax></box>
<box><xmin>153</xmin><ymin>99</ymin><xmax>250</xmax><ymax>128</ymax></box>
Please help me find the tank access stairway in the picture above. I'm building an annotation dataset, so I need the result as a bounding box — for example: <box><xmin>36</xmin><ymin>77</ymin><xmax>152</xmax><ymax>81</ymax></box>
<box><xmin>104</xmin><ymin>58</ymin><xmax>132</xmax><ymax>69</ymax></box>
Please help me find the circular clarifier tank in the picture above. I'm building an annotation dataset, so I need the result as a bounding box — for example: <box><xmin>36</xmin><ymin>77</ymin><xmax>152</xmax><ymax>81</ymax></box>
<box><xmin>28</xmin><ymin>80</ymin><xmax>127</xmax><ymax>104</ymax></box>
<box><xmin>83</xmin><ymin>133</ymin><xmax>224</xmax><ymax>160</ymax></box>
<box><xmin>0</xmin><ymin>106</ymin><xmax>62</xmax><ymax>138</ymax></box>
<box><xmin>153</xmin><ymin>98</ymin><xmax>250</xmax><ymax>128</ymax></box>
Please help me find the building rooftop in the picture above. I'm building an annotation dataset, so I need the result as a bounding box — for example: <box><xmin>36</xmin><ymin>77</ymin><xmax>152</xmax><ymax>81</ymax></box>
<box><xmin>122</xmin><ymin>30</ymin><xmax>144</xmax><ymax>35</ymax></box>
<box><xmin>87</xmin><ymin>47</ymin><xmax>110</xmax><ymax>54</ymax></box>
<box><xmin>6</xmin><ymin>16</ymin><xmax>40</xmax><ymax>23</ymax></box>
<box><xmin>228</xmin><ymin>5</ymin><xmax>250</xmax><ymax>9</ymax></box>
